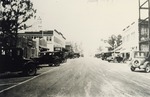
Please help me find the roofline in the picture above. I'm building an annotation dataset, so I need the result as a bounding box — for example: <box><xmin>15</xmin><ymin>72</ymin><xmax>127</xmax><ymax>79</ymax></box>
<box><xmin>18</xmin><ymin>30</ymin><xmax>66</xmax><ymax>40</ymax></box>
<box><xmin>54</xmin><ymin>29</ymin><xmax>66</xmax><ymax>40</ymax></box>
<box><xmin>122</xmin><ymin>22</ymin><xmax>136</xmax><ymax>32</ymax></box>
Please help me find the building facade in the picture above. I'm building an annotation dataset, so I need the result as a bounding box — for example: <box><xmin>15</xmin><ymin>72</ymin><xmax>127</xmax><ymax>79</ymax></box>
<box><xmin>18</xmin><ymin>29</ymin><xmax>66</xmax><ymax>54</ymax></box>
<box><xmin>138</xmin><ymin>0</ymin><xmax>150</xmax><ymax>52</ymax></box>
<box><xmin>121</xmin><ymin>22</ymin><xmax>139</xmax><ymax>52</ymax></box>
<box><xmin>139</xmin><ymin>21</ymin><xmax>149</xmax><ymax>51</ymax></box>
<box><xmin>114</xmin><ymin>22</ymin><xmax>139</xmax><ymax>59</ymax></box>
<box><xmin>17</xmin><ymin>37</ymin><xmax>37</xmax><ymax>58</ymax></box>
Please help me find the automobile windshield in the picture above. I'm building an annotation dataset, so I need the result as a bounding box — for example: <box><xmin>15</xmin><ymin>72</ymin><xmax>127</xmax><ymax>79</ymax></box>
<box><xmin>134</xmin><ymin>52</ymin><xmax>149</xmax><ymax>58</ymax></box>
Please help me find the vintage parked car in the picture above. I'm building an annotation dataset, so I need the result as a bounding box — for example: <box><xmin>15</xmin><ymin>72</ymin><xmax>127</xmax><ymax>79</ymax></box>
<box><xmin>32</xmin><ymin>51</ymin><xmax>63</xmax><ymax>66</ymax></box>
<box><xmin>106</xmin><ymin>56</ymin><xmax>114</xmax><ymax>62</ymax></box>
<box><xmin>0</xmin><ymin>48</ymin><xmax>38</xmax><ymax>76</ymax></box>
<box><xmin>101</xmin><ymin>52</ymin><xmax>113</xmax><ymax>60</ymax></box>
<box><xmin>130</xmin><ymin>51</ymin><xmax>150</xmax><ymax>72</ymax></box>
<box><xmin>106</xmin><ymin>55</ymin><xmax>123</xmax><ymax>63</ymax></box>
<box><xmin>73</xmin><ymin>53</ymin><xmax>80</xmax><ymax>58</ymax></box>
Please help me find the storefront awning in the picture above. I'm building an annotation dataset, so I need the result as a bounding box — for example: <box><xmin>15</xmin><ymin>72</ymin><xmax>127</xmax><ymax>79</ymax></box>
<box><xmin>120</xmin><ymin>48</ymin><xmax>130</xmax><ymax>53</ymax></box>
<box><xmin>39</xmin><ymin>45</ymin><xmax>49</xmax><ymax>50</ymax></box>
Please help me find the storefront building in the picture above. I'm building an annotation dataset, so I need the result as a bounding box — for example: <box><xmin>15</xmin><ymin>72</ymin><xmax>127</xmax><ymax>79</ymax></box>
<box><xmin>18</xmin><ymin>29</ymin><xmax>66</xmax><ymax>55</ymax></box>
<box><xmin>114</xmin><ymin>22</ymin><xmax>139</xmax><ymax>60</ymax></box>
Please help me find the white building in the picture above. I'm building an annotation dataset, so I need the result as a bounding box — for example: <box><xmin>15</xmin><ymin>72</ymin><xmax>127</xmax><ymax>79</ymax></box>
<box><xmin>18</xmin><ymin>29</ymin><xmax>66</xmax><ymax>52</ymax></box>
<box><xmin>121</xmin><ymin>22</ymin><xmax>139</xmax><ymax>52</ymax></box>
<box><xmin>115</xmin><ymin>22</ymin><xmax>139</xmax><ymax>59</ymax></box>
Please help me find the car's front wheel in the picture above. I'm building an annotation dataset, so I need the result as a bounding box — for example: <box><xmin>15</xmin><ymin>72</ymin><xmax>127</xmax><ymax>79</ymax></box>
<box><xmin>145</xmin><ymin>64</ymin><xmax>150</xmax><ymax>73</ymax></box>
<box><xmin>54</xmin><ymin>61</ymin><xmax>60</xmax><ymax>66</ymax></box>
<box><xmin>23</xmin><ymin>63</ymin><xmax>37</xmax><ymax>76</ymax></box>
<box><xmin>48</xmin><ymin>63</ymin><xmax>53</xmax><ymax>67</ymax></box>
<box><xmin>130</xmin><ymin>66</ymin><xmax>135</xmax><ymax>71</ymax></box>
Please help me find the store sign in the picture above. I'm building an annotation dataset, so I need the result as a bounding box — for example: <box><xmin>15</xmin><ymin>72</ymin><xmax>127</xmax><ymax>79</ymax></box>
<box><xmin>28</xmin><ymin>40</ymin><xmax>32</xmax><ymax>46</ymax></box>
<box><xmin>54</xmin><ymin>47</ymin><xmax>61</xmax><ymax>51</ymax></box>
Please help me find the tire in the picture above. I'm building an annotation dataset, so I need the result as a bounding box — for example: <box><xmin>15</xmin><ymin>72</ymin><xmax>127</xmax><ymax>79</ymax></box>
<box><xmin>130</xmin><ymin>66</ymin><xmax>135</xmax><ymax>71</ymax></box>
<box><xmin>145</xmin><ymin>64</ymin><xmax>150</xmax><ymax>73</ymax></box>
<box><xmin>23</xmin><ymin>63</ymin><xmax>37</xmax><ymax>76</ymax></box>
<box><xmin>133</xmin><ymin>60</ymin><xmax>140</xmax><ymax>67</ymax></box>
<box><xmin>108</xmin><ymin>60</ymin><xmax>111</xmax><ymax>62</ymax></box>
<box><xmin>64</xmin><ymin>59</ymin><xmax>67</xmax><ymax>63</ymax></box>
<box><xmin>117</xmin><ymin>60</ymin><xmax>121</xmax><ymax>63</ymax></box>
<box><xmin>48</xmin><ymin>64</ymin><xmax>53</xmax><ymax>67</ymax></box>
<box><xmin>54</xmin><ymin>62</ymin><xmax>60</xmax><ymax>66</ymax></box>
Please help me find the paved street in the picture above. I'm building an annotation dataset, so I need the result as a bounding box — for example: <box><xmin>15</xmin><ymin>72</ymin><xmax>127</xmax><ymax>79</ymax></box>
<box><xmin>1</xmin><ymin>57</ymin><xmax>150</xmax><ymax>97</ymax></box>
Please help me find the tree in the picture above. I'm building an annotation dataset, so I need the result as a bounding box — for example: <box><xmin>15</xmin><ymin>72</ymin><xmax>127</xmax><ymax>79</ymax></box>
<box><xmin>0</xmin><ymin>0</ymin><xmax>36</xmax><ymax>48</ymax></box>
<box><xmin>97</xmin><ymin>46</ymin><xmax>103</xmax><ymax>52</ymax></box>
<box><xmin>116</xmin><ymin>34</ymin><xmax>122</xmax><ymax>47</ymax></box>
<box><xmin>107</xmin><ymin>34</ymin><xmax>122</xmax><ymax>50</ymax></box>
<box><xmin>108</xmin><ymin>35</ymin><xmax>116</xmax><ymax>49</ymax></box>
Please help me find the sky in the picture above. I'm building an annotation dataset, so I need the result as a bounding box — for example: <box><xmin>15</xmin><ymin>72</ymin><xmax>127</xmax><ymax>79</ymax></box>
<box><xmin>30</xmin><ymin>0</ymin><xmax>139</xmax><ymax>53</ymax></box>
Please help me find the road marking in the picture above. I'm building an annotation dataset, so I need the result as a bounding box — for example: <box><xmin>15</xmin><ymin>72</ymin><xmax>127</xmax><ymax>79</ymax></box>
<box><xmin>84</xmin><ymin>81</ymin><xmax>91</xmax><ymax>97</ymax></box>
<box><xmin>0</xmin><ymin>69</ymin><xmax>53</xmax><ymax>94</ymax></box>
<box><xmin>0</xmin><ymin>83</ymin><xmax>18</xmax><ymax>86</ymax></box>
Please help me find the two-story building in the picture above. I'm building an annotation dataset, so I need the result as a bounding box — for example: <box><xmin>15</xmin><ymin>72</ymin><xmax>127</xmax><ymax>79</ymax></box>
<box><xmin>114</xmin><ymin>22</ymin><xmax>139</xmax><ymax>60</ymax></box>
<box><xmin>121</xmin><ymin>22</ymin><xmax>139</xmax><ymax>52</ymax></box>
<box><xmin>18</xmin><ymin>29</ymin><xmax>66</xmax><ymax>56</ymax></box>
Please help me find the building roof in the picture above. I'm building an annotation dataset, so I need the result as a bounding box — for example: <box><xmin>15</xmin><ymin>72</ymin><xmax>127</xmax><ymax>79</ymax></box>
<box><xmin>19</xmin><ymin>30</ymin><xmax>53</xmax><ymax>35</ymax></box>
<box><xmin>19</xmin><ymin>30</ymin><xmax>66</xmax><ymax>40</ymax></box>
<box><xmin>54</xmin><ymin>29</ymin><xmax>66</xmax><ymax>40</ymax></box>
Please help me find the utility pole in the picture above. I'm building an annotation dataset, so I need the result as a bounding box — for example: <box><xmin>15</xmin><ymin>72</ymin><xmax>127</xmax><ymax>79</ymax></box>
<box><xmin>148</xmin><ymin>0</ymin><xmax>150</xmax><ymax>52</ymax></box>
<box><xmin>37</xmin><ymin>16</ymin><xmax>43</xmax><ymax>37</ymax></box>
<box><xmin>138</xmin><ymin>0</ymin><xmax>149</xmax><ymax>51</ymax></box>
<box><xmin>0</xmin><ymin>0</ymin><xmax>3</xmax><ymax>22</ymax></box>
<box><xmin>0</xmin><ymin>1</ymin><xmax>1</xmax><ymax>17</ymax></box>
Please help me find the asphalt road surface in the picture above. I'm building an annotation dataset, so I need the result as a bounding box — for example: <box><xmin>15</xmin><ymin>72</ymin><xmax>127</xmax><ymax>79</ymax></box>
<box><xmin>1</xmin><ymin>57</ymin><xmax>150</xmax><ymax>97</ymax></box>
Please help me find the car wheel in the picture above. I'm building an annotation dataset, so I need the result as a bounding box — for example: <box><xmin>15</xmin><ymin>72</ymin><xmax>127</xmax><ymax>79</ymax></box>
<box><xmin>23</xmin><ymin>63</ymin><xmax>37</xmax><ymax>76</ymax></box>
<box><xmin>145</xmin><ymin>64</ymin><xmax>150</xmax><ymax>73</ymax></box>
<box><xmin>54</xmin><ymin>62</ymin><xmax>60</xmax><ymax>66</ymax></box>
<box><xmin>64</xmin><ymin>59</ymin><xmax>67</xmax><ymax>63</ymax></box>
<box><xmin>130</xmin><ymin>66</ymin><xmax>135</xmax><ymax>71</ymax></box>
<box><xmin>49</xmin><ymin>63</ymin><xmax>53</xmax><ymax>67</ymax></box>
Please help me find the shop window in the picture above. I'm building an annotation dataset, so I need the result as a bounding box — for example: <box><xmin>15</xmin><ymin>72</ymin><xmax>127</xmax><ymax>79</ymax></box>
<box><xmin>49</xmin><ymin>37</ymin><xmax>52</xmax><ymax>41</ymax></box>
<box><xmin>140</xmin><ymin>25</ymin><xmax>149</xmax><ymax>41</ymax></box>
<box><xmin>47</xmin><ymin>37</ymin><xmax>49</xmax><ymax>41</ymax></box>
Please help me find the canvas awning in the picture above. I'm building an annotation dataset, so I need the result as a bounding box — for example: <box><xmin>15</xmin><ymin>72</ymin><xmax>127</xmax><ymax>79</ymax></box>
<box><xmin>119</xmin><ymin>48</ymin><xmax>130</xmax><ymax>53</ymax></box>
<box><xmin>39</xmin><ymin>45</ymin><xmax>49</xmax><ymax>50</ymax></box>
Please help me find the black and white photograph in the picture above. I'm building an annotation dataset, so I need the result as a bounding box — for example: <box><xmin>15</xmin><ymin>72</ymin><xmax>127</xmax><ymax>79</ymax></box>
<box><xmin>0</xmin><ymin>0</ymin><xmax>150</xmax><ymax>97</ymax></box>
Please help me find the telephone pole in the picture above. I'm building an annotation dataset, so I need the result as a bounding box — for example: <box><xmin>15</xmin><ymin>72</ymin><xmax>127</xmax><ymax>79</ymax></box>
<box><xmin>139</xmin><ymin>0</ymin><xmax>150</xmax><ymax>51</ymax></box>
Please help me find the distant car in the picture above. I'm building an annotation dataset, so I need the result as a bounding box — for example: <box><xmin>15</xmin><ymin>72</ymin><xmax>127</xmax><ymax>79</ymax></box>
<box><xmin>106</xmin><ymin>56</ymin><xmax>114</xmax><ymax>62</ymax></box>
<box><xmin>54</xmin><ymin>51</ymin><xmax>68</xmax><ymax>63</ymax></box>
<box><xmin>130</xmin><ymin>51</ymin><xmax>150</xmax><ymax>72</ymax></box>
<box><xmin>95</xmin><ymin>54</ymin><xmax>101</xmax><ymax>58</ymax></box>
<box><xmin>32</xmin><ymin>51</ymin><xmax>63</xmax><ymax>66</ymax></box>
<box><xmin>80</xmin><ymin>54</ymin><xmax>84</xmax><ymax>57</ymax></box>
<box><xmin>101</xmin><ymin>52</ymin><xmax>112</xmax><ymax>60</ymax></box>
<box><xmin>115</xmin><ymin>55</ymin><xmax>123</xmax><ymax>63</ymax></box>
<box><xmin>0</xmin><ymin>48</ymin><xmax>38</xmax><ymax>76</ymax></box>
<box><xmin>73</xmin><ymin>53</ymin><xmax>80</xmax><ymax>58</ymax></box>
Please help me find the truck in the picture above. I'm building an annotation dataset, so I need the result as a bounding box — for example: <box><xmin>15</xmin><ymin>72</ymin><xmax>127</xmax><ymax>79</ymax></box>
<box><xmin>0</xmin><ymin>48</ymin><xmax>38</xmax><ymax>76</ymax></box>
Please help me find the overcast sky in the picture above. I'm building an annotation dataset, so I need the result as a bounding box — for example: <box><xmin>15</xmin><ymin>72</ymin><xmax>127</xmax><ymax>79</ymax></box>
<box><xmin>31</xmin><ymin>0</ymin><xmax>139</xmax><ymax>53</ymax></box>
